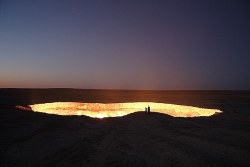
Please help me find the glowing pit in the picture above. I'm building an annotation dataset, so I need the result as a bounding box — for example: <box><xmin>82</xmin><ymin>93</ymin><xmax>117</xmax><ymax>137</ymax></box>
<box><xmin>24</xmin><ymin>102</ymin><xmax>222</xmax><ymax>118</ymax></box>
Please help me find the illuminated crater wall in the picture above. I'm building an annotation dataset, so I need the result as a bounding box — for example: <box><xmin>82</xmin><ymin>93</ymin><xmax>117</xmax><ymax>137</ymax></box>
<box><xmin>28</xmin><ymin>102</ymin><xmax>222</xmax><ymax>118</ymax></box>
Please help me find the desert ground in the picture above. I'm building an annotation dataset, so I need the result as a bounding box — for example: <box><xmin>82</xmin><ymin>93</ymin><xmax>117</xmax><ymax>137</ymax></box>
<box><xmin>0</xmin><ymin>89</ymin><xmax>250</xmax><ymax>167</ymax></box>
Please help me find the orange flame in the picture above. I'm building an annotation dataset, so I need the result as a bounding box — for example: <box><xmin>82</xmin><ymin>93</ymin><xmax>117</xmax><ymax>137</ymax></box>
<box><xmin>23</xmin><ymin>102</ymin><xmax>222</xmax><ymax>118</ymax></box>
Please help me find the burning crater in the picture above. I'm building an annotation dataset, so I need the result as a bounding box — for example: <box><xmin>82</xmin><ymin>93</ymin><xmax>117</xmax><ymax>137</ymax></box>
<box><xmin>18</xmin><ymin>102</ymin><xmax>222</xmax><ymax>118</ymax></box>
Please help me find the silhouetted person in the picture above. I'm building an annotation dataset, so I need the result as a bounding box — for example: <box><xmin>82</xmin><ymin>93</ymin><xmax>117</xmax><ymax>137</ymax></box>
<box><xmin>145</xmin><ymin>107</ymin><xmax>147</xmax><ymax>114</ymax></box>
<box><xmin>148</xmin><ymin>105</ymin><xmax>150</xmax><ymax>114</ymax></box>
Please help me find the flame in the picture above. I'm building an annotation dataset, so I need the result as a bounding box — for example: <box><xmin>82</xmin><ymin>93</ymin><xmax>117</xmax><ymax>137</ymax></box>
<box><xmin>97</xmin><ymin>114</ymin><xmax>105</xmax><ymax>119</ymax></box>
<box><xmin>24</xmin><ymin>102</ymin><xmax>222</xmax><ymax>118</ymax></box>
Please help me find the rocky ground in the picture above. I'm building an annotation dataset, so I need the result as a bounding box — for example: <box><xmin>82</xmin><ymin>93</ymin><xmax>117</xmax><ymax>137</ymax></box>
<box><xmin>0</xmin><ymin>89</ymin><xmax>250</xmax><ymax>167</ymax></box>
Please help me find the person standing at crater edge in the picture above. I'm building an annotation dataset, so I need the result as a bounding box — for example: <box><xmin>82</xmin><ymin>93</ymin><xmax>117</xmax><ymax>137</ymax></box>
<box><xmin>148</xmin><ymin>105</ymin><xmax>150</xmax><ymax>114</ymax></box>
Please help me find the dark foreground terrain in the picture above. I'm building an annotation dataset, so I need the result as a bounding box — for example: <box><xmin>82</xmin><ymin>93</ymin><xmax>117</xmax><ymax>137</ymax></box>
<box><xmin>0</xmin><ymin>89</ymin><xmax>250</xmax><ymax>167</ymax></box>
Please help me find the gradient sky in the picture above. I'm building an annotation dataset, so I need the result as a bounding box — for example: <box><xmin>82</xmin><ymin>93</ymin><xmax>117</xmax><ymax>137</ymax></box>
<box><xmin>0</xmin><ymin>0</ymin><xmax>250</xmax><ymax>89</ymax></box>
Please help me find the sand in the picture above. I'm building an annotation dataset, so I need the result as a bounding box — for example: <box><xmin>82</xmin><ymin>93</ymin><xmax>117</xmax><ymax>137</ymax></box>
<box><xmin>0</xmin><ymin>89</ymin><xmax>250</xmax><ymax>167</ymax></box>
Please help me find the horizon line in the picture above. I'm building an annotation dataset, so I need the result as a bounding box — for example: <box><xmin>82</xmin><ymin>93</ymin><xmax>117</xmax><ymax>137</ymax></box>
<box><xmin>1</xmin><ymin>88</ymin><xmax>250</xmax><ymax>91</ymax></box>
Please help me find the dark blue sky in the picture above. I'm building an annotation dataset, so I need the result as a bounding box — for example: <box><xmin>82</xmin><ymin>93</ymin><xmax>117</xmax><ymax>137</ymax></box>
<box><xmin>0</xmin><ymin>0</ymin><xmax>250</xmax><ymax>89</ymax></box>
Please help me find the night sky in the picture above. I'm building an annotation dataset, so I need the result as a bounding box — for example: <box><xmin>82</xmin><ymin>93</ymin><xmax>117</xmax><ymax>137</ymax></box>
<box><xmin>1</xmin><ymin>0</ymin><xmax>250</xmax><ymax>90</ymax></box>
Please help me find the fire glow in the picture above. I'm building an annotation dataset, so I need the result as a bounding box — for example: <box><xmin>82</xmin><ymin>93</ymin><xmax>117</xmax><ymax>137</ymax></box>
<box><xmin>23</xmin><ymin>102</ymin><xmax>222</xmax><ymax>118</ymax></box>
